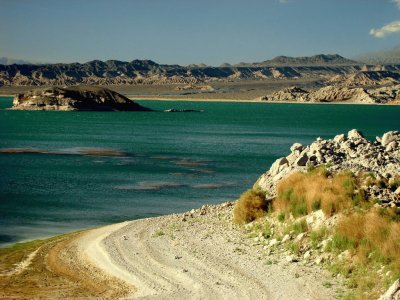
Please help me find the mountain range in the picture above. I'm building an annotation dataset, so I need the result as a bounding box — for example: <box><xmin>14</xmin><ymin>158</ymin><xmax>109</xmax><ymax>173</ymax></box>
<box><xmin>0</xmin><ymin>54</ymin><xmax>399</xmax><ymax>86</ymax></box>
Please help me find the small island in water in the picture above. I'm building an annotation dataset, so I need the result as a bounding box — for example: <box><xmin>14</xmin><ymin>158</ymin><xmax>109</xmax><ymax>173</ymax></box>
<box><xmin>11</xmin><ymin>86</ymin><xmax>151</xmax><ymax>111</ymax></box>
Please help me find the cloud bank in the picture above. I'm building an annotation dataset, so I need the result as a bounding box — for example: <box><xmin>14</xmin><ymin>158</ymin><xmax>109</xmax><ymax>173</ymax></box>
<box><xmin>370</xmin><ymin>20</ymin><xmax>400</xmax><ymax>38</ymax></box>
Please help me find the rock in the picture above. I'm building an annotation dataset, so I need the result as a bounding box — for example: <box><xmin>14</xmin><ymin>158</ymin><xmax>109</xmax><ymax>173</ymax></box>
<box><xmin>386</xmin><ymin>141</ymin><xmax>398</xmax><ymax>152</ymax></box>
<box><xmin>270</xmin><ymin>157</ymin><xmax>289</xmax><ymax>176</ymax></box>
<box><xmin>269</xmin><ymin>239</ymin><xmax>279</xmax><ymax>247</ymax></box>
<box><xmin>286</xmin><ymin>255</ymin><xmax>298</xmax><ymax>263</ymax></box>
<box><xmin>261</xmin><ymin>86</ymin><xmax>309</xmax><ymax>102</ymax></box>
<box><xmin>295</xmin><ymin>233</ymin><xmax>307</xmax><ymax>242</ymax></box>
<box><xmin>338</xmin><ymin>250</ymin><xmax>351</xmax><ymax>261</ymax></box>
<box><xmin>395</xmin><ymin>187</ymin><xmax>400</xmax><ymax>195</ymax></box>
<box><xmin>281</xmin><ymin>234</ymin><xmax>291</xmax><ymax>243</ymax></box>
<box><xmin>303</xmin><ymin>250</ymin><xmax>311</xmax><ymax>260</ymax></box>
<box><xmin>380</xmin><ymin>279</ymin><xmax>400</xmax><ymax>300</ymax></box>
<box><xmin>290</xmin><ymin>143</ymin><xmax>304</xmax><ymax>152</ymax></box>
<box><xmin>333</xmin><ymin>134</ymin><xmax>346</xmax><ymax>143</ymax></box>
<box><xmin>295</xmin><ymin>151</ymin><xmax>309</xmax><ymax>166</ymax></box>
<box><xmin>348</xmin><ymin>129</ymin><xmax>365</xmax><ymax>140</ymax></box>
<box><xmin>255</xmin><ymin>129</ymin><xmax>400</xmax><ymax>209</ymax></box>
<box><xmin>12</xmin><ymin>86</ymin><xmax>151</xmax><ymax>111</ymax></box>
<box><xmin>315</xmin><ymin>256</ymin><xmax>324</xmax><ymax>265</ymax></box>
<box><xmin>382</xmin><ymin>131</ymin><xmax>400</xmax><ymax>147</ymax></box>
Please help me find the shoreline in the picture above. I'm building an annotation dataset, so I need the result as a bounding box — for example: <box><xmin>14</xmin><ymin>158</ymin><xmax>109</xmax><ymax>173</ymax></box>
<box><xmin>131</xmin><ymin>96</ymin><xmax>399</xmax><ymax>105</ymax></box>
<box><xmin>0</xmin><ymin>202</ymin><xmax>341</xmax><ymax>299</ymax></box>
<box><xmin>1</xmin><ymin>94</ymin><xmax>398</xmax><ymax>105</ymax></box>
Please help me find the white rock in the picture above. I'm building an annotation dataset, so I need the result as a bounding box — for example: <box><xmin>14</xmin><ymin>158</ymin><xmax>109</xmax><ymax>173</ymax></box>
<box><xmin>348</xmin><ymin>129</ymin><xmax>364</xmax><ymax>140</ymax></box>
<box><xmin>315</xmin><ymin>256</ymin><xmax>324</xmax><ymax>265</ymax></box>
<box><xmin>381</xmin><ymin>131</ymin><xmax>400</xmax><ymax>147</ymax></box>
<box><xmin>333</xmin><ymin>134</ymin><xmax>346</xmax><ymax>143</ymax></box>
<box><xmin>304</xmin><ymin>250</ymin><xmax>311</xmax><ymax>260</ymax></box>
<box><xmin>380</xmin><ymin>278</ymin><xmax>400</xmax><ymax>300</ymax></box>
<box><xmin>269</xmin><ymin>157</ymin><xmax>289</xmax><ymax>176</ymax></box>
<box><xmin>386</xmin><ymin>141</ymin><xmax>398</xmax><ymax>152</ymax></box>
<box><xmin>269</xmin><ymin>238</ymin><xmax>279</xmax><ymax>247</ymax></box>
<box><xmin>281</xmin><ymin>234</ymin><xmax>291</xmax><ymax>243</ymax></box>
<box><xmin>286</xmin><ymin>255</ymin><xmax>298</xmax><ymax>262</ymax></box>
<box><xmin>295</xmin><ymin>232</ymin><xmax>306</xmax><ymax>242</ymax></box>
<box><xmin>290</xmin><ymin>143</ymin><xmax>303</xmax><ymax>152</ymax></box>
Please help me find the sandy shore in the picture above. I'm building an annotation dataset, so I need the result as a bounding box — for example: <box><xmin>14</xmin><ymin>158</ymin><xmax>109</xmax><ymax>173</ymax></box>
<box><xmin>0</xmin><ymin>202</ymin><xmax>342</xmax><ymax>299</ymax></box>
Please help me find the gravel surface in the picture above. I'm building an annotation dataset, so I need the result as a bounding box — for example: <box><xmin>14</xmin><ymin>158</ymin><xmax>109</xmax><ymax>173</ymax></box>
<box><xmin>75</xmin><ymin>203</ymin><xmax>340</xmax><ymax>299</ymax></box>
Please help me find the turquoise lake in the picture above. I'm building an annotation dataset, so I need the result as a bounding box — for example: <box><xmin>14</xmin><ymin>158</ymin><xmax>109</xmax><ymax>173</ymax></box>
<box><xmin>0</xmin><ymin>96</ymin><xmax>399</xmax><ymax>247</ymax></box>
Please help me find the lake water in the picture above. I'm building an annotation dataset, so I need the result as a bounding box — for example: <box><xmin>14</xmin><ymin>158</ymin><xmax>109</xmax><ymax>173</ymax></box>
<box><xmin>0</xmin><ymin>96</ymin><xmax>399</xmax><ymax>247</ymax></box>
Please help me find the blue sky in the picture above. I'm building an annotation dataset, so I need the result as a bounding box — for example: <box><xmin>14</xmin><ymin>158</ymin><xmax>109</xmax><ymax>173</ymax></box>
<box><xmin>1</xmin><ymin>0</ymin><xmax>399</xmax><ymax>65</ymax></box>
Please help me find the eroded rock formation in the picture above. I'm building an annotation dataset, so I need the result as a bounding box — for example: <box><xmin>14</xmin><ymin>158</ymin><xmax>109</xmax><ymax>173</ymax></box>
<box><xmin>12</xmin><ymin>86</ymin><xmax>151</xmax><ymax>111</ymax></box>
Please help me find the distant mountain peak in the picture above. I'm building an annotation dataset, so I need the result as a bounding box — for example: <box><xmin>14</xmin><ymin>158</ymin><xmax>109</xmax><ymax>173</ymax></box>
<box><xmin>0</xmin><ymin>57</ymin><xmax>36</xmax><ymax>65</ymax></box>
<box><xmin>355</xmin><ymin>46</ymin><xmax>400</xmax><ymax>65</ymax></box>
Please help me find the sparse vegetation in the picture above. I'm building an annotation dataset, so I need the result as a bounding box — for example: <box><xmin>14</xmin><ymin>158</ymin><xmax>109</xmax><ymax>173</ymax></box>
<box><xmin>236</xmin><ymin>165</ymin><xmax>400</xmax><ymax>299</ymax></box>
<box><xmin>273</xmin><ymin>167</ymin><xmax>365</xmax><ymax>217</ymax></box>
<box><xmin>233</xmin><ymin>189</ymin><xmax>270</xmax><ymax>224</ymax></box>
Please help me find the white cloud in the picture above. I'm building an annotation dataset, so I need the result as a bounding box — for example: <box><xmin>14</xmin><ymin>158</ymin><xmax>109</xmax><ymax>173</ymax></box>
<box><xmin>370</xmin><ymin>20</ymin><xmax>400</xmax><ymax>38</ymax></box>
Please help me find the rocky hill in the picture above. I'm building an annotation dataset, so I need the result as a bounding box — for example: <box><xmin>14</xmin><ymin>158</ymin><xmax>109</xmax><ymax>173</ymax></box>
<box><xmin>328</xmin><ymin>70</ymin><xmax>400</xmax><ymax>87</ymax></box>
<box><xmin>255</xmin><ymin>129</ymin><xmax>400</xmax><ymax>208</ymax></box>
<box><xmin>12</xmin><ymin>86</ymin><xmax>151</xmax><ymax>111</ymax></box>
<box><xmin>0</xmin><ymin>54</ymin><xmax>389</xmax><ymax>87</ymax></box>
<box><xmin>260</xmin><ymin>84</ymin><xmax>400</xmax><ymax>103</ymax></box>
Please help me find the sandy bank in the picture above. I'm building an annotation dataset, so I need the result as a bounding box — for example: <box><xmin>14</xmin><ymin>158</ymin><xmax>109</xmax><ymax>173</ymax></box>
<box><xmin>0</xmin><ymin>202</ymin><xmax>341</xmax><ymax>299</ymax></box>
<box><xmin>73</xmin><ymin>204</ymin><xmax>345</xmax><ymax>298</ymax></box>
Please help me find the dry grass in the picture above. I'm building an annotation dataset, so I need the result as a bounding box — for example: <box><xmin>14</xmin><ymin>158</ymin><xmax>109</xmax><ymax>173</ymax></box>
<box><xmin>327</xmin><ymin>208</ymin><xmax>400</xmax><ymax>299</ymax></box>
<box><xmin>233</xmin><ymin>189</ymin><xmax>270</xmax><ymax>224</ymax></box>
<box><xmin>337</xmin><ymin>210</ymin><xmax>400</xmax><ymax>263</ymax></box>
<box><xmin>273</xmin><ymin>167</ymin><xmax>361</xmax><ymax>217</ymax></box>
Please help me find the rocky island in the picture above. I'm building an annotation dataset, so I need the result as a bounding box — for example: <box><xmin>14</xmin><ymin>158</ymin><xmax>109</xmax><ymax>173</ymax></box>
<box><xmin>11</xmin><ymin>86</ymin><xmax>151</xmax><ymax>111</ymax></box>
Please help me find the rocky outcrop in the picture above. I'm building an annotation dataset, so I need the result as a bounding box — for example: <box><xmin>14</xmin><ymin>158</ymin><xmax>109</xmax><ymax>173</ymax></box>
<box><xmin>12</xmin><ymin>86</ymin><xmax>151</xmax><ymax>111</ymax></box>
<box><xmin>260</xmin><ymin>86</ymin><xmax>308</xmax><ymax>101</ymax></box>
<box><xmin>307</xmin><ymin>86</ymin><xmax>374</xmax><ymax>103</ymax></box>
<box><xmin>260</xmin><ymin>85</ymin><xmax>400</xmax><ymax>103</ymax></box>
<box><xmin>255</xmin><ymin>130</ymin><xmax>400</xmax><ymax>208</ymax></box>
<box><xmin>328</xmin><ymin>71</ymin><xmax>400</xmax><ymax>87</ymax></box>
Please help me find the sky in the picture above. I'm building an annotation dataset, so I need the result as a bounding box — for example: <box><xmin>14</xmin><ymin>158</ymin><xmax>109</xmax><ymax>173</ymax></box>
<box><xmin>0</xmin><ymin>0</ymin><xmax>399</xmax><ymax>65</ymax></box>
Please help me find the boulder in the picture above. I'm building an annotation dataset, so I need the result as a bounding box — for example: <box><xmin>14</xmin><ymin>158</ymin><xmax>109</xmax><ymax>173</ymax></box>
<box><xmin>347</xmin><ymin>129</ymin><xmax>365</xmax><ymax>140</ymax></box>
<box><xmin>290</xmin><ymin>143</ymin><xmax>304</xmax><ymax>152</ymax></box>
<box><xmin>381</xmin><ymin>131</ymin><xmax>400</xmax><ymax>147</ymax></box>
<box><xmin>270</xmin><ymin>157</ymin><xmax>289</xmax><ymax>176</ymax></box>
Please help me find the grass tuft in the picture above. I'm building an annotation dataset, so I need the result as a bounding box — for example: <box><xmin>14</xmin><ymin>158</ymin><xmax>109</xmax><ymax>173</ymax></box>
<box><xmin>273</xmin><ymin>167</ymin><xmax>364</xmax><ymax>217</ymax></box>
<box><xmin>233</xmin><ymin>189</ymin><xmax>270</xmax><ymax>224</ymax></box>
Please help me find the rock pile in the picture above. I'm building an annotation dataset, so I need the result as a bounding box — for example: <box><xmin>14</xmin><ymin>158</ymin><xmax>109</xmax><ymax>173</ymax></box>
<box><xmin>255</xmin><ymin>130</ymin><xmax>400</xmax><ymax>208</ymax></box>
